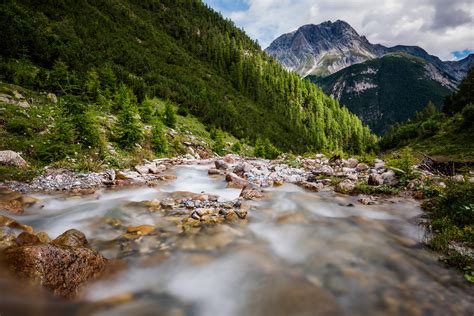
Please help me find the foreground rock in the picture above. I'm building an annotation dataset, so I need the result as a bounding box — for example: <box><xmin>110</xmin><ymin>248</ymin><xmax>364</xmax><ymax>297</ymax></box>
<box><xmin>1</xmin><ymin>229</ymin><xmax>108</xmax><ymax>299</ymax></box>
<box><xmin>0</xmin><ymin>187</ymin><xmax>37</xmax><ymax>214</ymax></box>
<box><xmin>0</xmin><ymin>150</ymin><xmax>28</xmax><ymax>168</ymax></box>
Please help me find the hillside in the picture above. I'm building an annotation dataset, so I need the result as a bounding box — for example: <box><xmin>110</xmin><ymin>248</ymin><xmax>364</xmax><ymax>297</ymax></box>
<box><xmin>308</xmin><ymin>54</ymin><xmax>453</xmax><ymax>134</ymax></box>
<box><xmin>265</xmin><ymin>20</ymin><xmax>473</xmax><ymax>82</ymax></box>
<box><xmin>381</xmin><ymin>68</ymin><xmax>474</xmax><ymax>162</ymax></box>
<box><xmin>0</xmin><ymin>0</ymin><xmax>376</xmax><ymax>160</ymax></box>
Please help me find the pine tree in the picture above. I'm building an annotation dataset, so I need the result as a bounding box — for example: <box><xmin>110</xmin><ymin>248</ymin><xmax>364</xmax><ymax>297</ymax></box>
<box><xmin>115</xmin><ymin>85</ymin><xmax>143</xmax><ymax>149</ymax></box>
<box><xmin>139</xmin><ymin>97</ymin><xmax>155</xmax><ymax>123</ymax></box>
<box><xmin>164</xmin><ymin>102</ymin><xmax>177</xmax><ymax>128</ymax></box>
<box><xmin>213</xmin><ymin>129</ymin><xmax>226</xmax><ymax>156</ymax></box>
<box><xmin>151</xmin><ymin>119</ymin><xmax>168</xmax><ymax>154</ymax></box>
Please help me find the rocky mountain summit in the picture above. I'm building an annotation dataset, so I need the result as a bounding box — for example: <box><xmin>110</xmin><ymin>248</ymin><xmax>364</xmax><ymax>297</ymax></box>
<box><xmin>265</xmin><ymin>20</ymin><xmax>473</xmax><ymax>83</ymax></box>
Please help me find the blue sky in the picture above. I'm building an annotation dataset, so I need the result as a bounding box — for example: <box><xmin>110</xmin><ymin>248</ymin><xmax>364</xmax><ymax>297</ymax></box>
<box><xmin>451</xmin><ymin>49</ymin><xmax>474</xmax><ymax>60</ymax></box>
<box><xmin>202</xmin><ymin>0</ymin><xmax>473</xmax><ymax>61</ymax></box>
<box><xmin>203</xmin><ymin>0</ymin><xmax>248</xmax><ymax>12</ymax></box>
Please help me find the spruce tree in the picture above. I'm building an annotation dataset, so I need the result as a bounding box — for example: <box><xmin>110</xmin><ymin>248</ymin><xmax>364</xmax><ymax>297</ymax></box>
<box><xmin>151</xmin><ymin>119</ymin><xmax>168</xmax><ymax>154</ymax></box>
<box><xmin>164</xmin><ymin>102</ymin><xmax>177</xmax><ymax>128</ymax></box>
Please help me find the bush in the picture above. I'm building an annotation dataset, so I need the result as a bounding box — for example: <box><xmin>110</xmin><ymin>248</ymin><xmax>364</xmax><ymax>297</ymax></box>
<box><xmin>254</xmin><ymin>138</ymin><xmax>280</xmax><ymax>159</ymax></box>
<box><xmin>231</xmin><ymin>141</ymin><xmax>242</xmax><ymax>154</ymax></box>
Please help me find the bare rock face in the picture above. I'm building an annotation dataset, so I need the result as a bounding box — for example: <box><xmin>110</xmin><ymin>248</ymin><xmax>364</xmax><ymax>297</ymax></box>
<box><xmin>0</xmin><ymin>150</ymin><xmax>28</xmax><ymax>168</ymax></box>
<box><xmin>1</xmin><ymin>229</ymin><xmax>108</xmax><ymax>299</ymax></box>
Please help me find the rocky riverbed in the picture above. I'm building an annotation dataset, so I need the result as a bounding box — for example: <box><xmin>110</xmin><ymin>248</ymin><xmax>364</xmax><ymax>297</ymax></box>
<box><xmin>0</xmin><ymin>154</ymin><xmax>473</xmax><ymax>315</ymax></box>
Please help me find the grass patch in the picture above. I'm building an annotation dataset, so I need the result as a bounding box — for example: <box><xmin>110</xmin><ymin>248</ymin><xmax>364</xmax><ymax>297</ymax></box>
<box><xmin>423</xmin><ymin>181</ymin><xmax>474</xmax><ymax>278</ymax></box>
<box><xmin>353</xmin><ymin>183</ymin><xmax>400</xmax><ymax>195</ymax></box>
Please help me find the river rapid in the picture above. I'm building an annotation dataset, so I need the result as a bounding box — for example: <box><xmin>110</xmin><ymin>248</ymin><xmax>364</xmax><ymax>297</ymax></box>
<box><xmin>1</xmin><ymin>164</ymin><xmax>473</xmax><ymax>315</ymax></box>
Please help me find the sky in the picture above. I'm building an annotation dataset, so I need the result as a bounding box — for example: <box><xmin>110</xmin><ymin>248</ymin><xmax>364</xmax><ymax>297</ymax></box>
<box><xmin>203</xmin><ymin>0</ymin><xmax>474</xmax><ymax>61</ymax></box>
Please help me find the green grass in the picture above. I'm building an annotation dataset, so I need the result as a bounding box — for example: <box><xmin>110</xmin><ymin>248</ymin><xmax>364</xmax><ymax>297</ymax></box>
<box><xmin>423</xmin><ymin>181</ymin><xmax>474</xmax><ymax>278</ymax></box>
<box><xmin>353</xmin><ymin>183</ymin><xmax>400</xmax><ymax>195</ymax></box>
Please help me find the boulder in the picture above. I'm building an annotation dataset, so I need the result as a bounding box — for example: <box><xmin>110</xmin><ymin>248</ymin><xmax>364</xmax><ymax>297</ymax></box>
<box><xmin>335</xmin><ymin>179</ymin><xmax>355</xmax><ymax>194</ymax></box>
<box><xmin>225</xmin><ymin>173</ymin><xmax>248</xmax><ymax>189</ymax></box>
<box><xmin>0</xmin><ymin>215</ymin><xmax>33</xmax><ymax>234</ymax></box>
<box><xmin>382</xmin><ymin>170</ymin><xmax>399</xmax><ymax>186</ymax></box>
<box><xmin>344</xmin><ymin>158</ymin><xmax>359</xmax><ymax>169</ymax></box>
<box><xmin>368</xmin><ymin>174</ymin><xmax>384</xmax><ymax>186</ymax></box>
<box><xmin>134</xmin><ymin>164</ymin><xmax>150</xmax><ymax>175</ymax></box>
<box><xmin>240</xmin><ymin>186</ymin><xmax>264</xmax><ymax>200</ymax></box>
<box><xmin>0</xmin><ymin>150</ymin><xmax>28</xmax><ymax>168</ymax></box>
<box><xmin>355</xmin><ymin>163</ymin><xmax>369</xmax><ymax>172</ymax></box>
<box><xmin>1</xmin><ymin>229</ymin><xmax>108</xmax><ymax>299</ymax></box>
<box><xmin>208</xmin><ymin>168</ymin><xmax>221</xmax><ymax>175</ymax></box>
<box><xmin>215</xmin><ymin>160</ymin><xmax>229</xmax><ymax>170</ymax></box>
<box><xmin>313</xmin><ymin>165</ymin><xmax>334</xmax><ymax>176</ymax></box>
<box><xmin>299</xmin><ymin>181</ymin><xmax>324</xmax><ymax>192</ymax></box>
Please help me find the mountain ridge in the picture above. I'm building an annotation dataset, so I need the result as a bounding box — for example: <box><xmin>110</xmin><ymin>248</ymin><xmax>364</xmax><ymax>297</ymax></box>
<box><xmin>265</xmin><ymin>20</ymin><xmax>473</xmax><ymax>83</ymax></box>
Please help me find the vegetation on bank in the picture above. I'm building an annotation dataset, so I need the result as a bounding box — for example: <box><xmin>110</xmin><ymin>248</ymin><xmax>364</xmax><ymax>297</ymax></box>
<box><xmin>423</xmin><ymin>181</ymin><xmax>474</xmax><ymax>281</ymax></box>
<box><xmin>0</xmin><ymin>0</ymin><xmax>376</xmax><ymax>156</ymax></box>
<box><xmin>0</xmin><ymin>82</ymin><xmax>249</xmax><ymax>179</ymax></box>
<box><xmin>381</xmin><ymin>68</ymin><xmax>474</xmax><ymax>162</ymax></box>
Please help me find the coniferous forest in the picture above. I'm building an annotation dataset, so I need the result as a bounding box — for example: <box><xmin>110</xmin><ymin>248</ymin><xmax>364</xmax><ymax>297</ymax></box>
<box><xmin>0</xmin><ymin>0</ymin><xmax>377</xmax><ymax>159</ymax></box>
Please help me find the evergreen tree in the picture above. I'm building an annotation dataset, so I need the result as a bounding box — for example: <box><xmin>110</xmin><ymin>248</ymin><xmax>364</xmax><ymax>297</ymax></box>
<box><xmin>213</xmin><ymin>129</ymin><xmax>226</xmax><ymax>156</ymax></box>
<box><xmin>164</xmin><ymin>102</ymin><xmax>177</xmax><ymax>128</ymax></box>
<box><xmin>151</xmin><ymin>119</ymin><xmax>168</xmax><ymax>154</ymax></box>
<box><xmin>115</xmin><ymin>85</ymin><xmax>143</xmax><ymax>149</ymax></box>
<box><xmin>139</xmin><ymin>97</ymin><xmax>155</xmax><ymax>123</ymax></box>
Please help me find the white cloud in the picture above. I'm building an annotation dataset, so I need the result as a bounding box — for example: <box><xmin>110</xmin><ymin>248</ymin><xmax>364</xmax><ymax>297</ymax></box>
<box><xmin>214</xmin><ymin>0</ymin><xmax>474</xmax><ymax>60</ymax></box>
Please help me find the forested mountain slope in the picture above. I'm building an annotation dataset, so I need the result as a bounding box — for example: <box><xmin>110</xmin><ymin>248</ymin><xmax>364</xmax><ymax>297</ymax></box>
<box><xmin>0</xmin><ymin>0</ymin><xmax>376</xmax><ymax>155</ymax></box>
<box><xmin>309</xmin><ymin>54</ymin><xmax>453</xmax><ymax>134</ymax></box>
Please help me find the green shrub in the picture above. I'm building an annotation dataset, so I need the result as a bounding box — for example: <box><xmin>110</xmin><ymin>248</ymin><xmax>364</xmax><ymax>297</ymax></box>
<box><xmin>139</xmin><ymin>97</ymin><xmax>155</xmax><ymax>123</ymax></box>
<box><xmin>231</xmin><ymin>141</ymin><xmax>242</xmax><ymax>154</ymax></box>
<box><xmin>254</xmin><ymin>138</ymin><xmax>280</xmax><ymax>159</ymax></box>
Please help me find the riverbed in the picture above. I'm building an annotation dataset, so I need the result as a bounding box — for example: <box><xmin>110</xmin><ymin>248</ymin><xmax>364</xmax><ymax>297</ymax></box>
<box><xmin>1</xmin><ymin>164</ymin><xmax>473</xmax><ymax>315</ymax></box>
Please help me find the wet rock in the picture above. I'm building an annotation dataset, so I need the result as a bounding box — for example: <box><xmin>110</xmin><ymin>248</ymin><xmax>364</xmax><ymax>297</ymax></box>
<box><xmin>36</xmin><ymin>232</ymin><xmax>51</xmax><ymax>244</ymax></box>
<box><xmin>2</xmin><ymin>229</ymin><xmax>109</xmax><ymax>296</ymax></box>
<box><xmin>273</xmin><ymin>180</ymin><xmax>284</xmax><ymax>186</ymax></box>
<box><xmin>355</xmin><ymin>163</ymin><xmax>369</xmax><ymax>172</ymax></box>
<box><xmin>368</xmin><ymin>174</ymin><xmax>384</xmax><ymax>186</ymax></box>
<box><xmin>0</xmin><ymin>150</ymin><xmax>28</xmax><ymax>168</ymax></box>
<box><xmin>126</xmin><ymin>225</ymin><xmax>156</xmax><ymax>235</ymax></box>
<box><xmin>1</xmin><ymin>237</ymin><xmax>108</xmax><ymax>299</ymax></box>
<box><xmin>15</xmin><ymin>232</ymin><xmax>41</xmax><ymax>246</ymax></box>
<box><xmin>300</xmin><ymin>181</ymin><xmax>324</xmax><ymax>192</ymax></box>
<box><xmin>208</xmin><ymin>168</ymin><xmax>221</xmax><ymax>175</ymax></box>
<box><xmin>240</xmin><ymin>186</ymin><xmax>264</xmax><ymax>200</ymax></box>
<box><xmin>234</xmin><ymin>209</ymin><xmax>248</xmax><ymax>219</ymax></box>
<box><xmin>225</xmin><ymin>173</ymin><xmax>248</xmax><ymax>189</ymax></box>
<box><xmin>223</xmin><ymin>154</ymin><xmax>237</xmax><ymax>164</ymax></box>
<box><xmin>52</xmin><ymin>229</ymin><xmax>89</xmax><ymax>247</ymax></box>
<box><xmin>0</xmin><ymin>215</ymin><xmax>33</xmax><ymax>233</ymax></box>
<box><xmin>161</xmin><ymin>198</ymin><xmax>175</xmax><ymax>209</ymax></box>
<box><xmin>335</xmin><ymin>179</ymin><xmax>355</xmax><ymax>194</ymax></box>
<box><xmin>215</xmin><ymin>160</ymin><xmax>229</xmax><ymax>170</ymax></box>
<box><xmin>358</xmin><ymin>198</ymin><xmax>370</xmax><ymax>205</ymax></box>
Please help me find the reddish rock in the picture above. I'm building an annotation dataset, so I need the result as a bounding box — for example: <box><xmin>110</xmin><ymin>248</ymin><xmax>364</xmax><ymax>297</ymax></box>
<box><xmin>225</xmin><ymin>173</ymin><xmax>248</xmax><ymax>189</ymax></box>
<box><xmin>1</xmin><ymin>229</ymin><xmax>108</xmax><ymax>299</ymax></box>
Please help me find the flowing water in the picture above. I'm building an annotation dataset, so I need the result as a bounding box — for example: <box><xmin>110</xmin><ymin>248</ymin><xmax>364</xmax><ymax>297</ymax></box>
<box><xmin>1</xmin><ymin>164</ymin><xmax>473</xmax><ymax>315</ymax></box>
